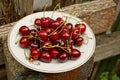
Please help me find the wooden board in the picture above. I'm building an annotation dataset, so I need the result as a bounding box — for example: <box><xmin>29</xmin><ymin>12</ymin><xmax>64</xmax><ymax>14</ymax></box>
<box><xmin>0</xmin><ymin>0</ymin><xmax>117</xmax><ymax>80</ymax></box>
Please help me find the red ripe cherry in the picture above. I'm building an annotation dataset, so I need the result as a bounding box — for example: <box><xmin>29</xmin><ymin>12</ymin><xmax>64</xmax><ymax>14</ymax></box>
<box><xmin>40</xmin><ymin>17</ymin><xmax>51</xmax><ymax>28</ymax></box>
<box><xmin>74</xmin><ymin>37</ymin><xmax>83</xmax><ymax>46</ymax></box>
<box><xmin>40</xmin><ymin>51</ymin><xmax>52</xmax><ymax>63</ymax></box>
<box><xmin>72</xmin><ymin>29</ymin><xmax>80</xmax><ymax>39</ymax></box>
<box><xmin>30</xmin><ymin>41</ymin><xmax>40</xmax><ymax>48</ymax></box>
<box><xmin>50</xmin><ymin>31</ymin><xmax>59</xmax><ymax>40</ymax></box>
<box><xmin>57</xmin><ymin>51</ymin><xmax>69</xmax><ymax>63</ymax></box>
<box><xmin>19</xmin><ymin>37</ymin><xmax>30</xmax><ymax>48</ymax></box>
<box><xmin>69</xmin><ymin>39</ymin><xmax>74</xmax><ymax>48</ymax></box>
<box><xmin>70</xmin><ymin>48</ymin><xmax>81</xmax><ymax>60</ymax></box>
<box><xmin>50</xmin><ymin>48</ymin><xmax>59</xmax><ymax>58</ymax></box>
<box><xmin>44</xmin><ymin>28</ymin><xmax>53</xmax><ymax>34</ymax></box>
<box><xmin>60</xmin><ymin>30</ymin><xmax>70</xmax><ymax>40</ymax></box>
<box><xmin>51</xmin><ymin>21</ymin><xmax>60</xmax><ymax>29</ymax></box>
<box><xmin>30</xmin><ymin>48</ymin><xmax>41</xmax><ymax>60</ymax></box>
<box><xmin>66</xmin><ymin>23</ymin><xmax>73</xmax><ymax>32</ymax></box>
<box><xmin>34</xmin><ymin>18</ymin><xmax>41</xmax><ymax>26</ymax></box>
<box><xmin>30</xmin><ymin>29</ymin><xmax>37</xmax><ymax>36</ymax></box>
<box><xmin>54</xmin><ymin>38</ymin><xmax>66</xmax><ymax>46</ymax></box>
<box><xmin>75</xmin><ymin>23</ymin><xmax>86</xmax><ymax>34</ymax></box>
<box><xmin>56</xmin><ymin>17</ymin><xmax>63</xmax><ymax>24</ymax></box>
<box><xmin>42</xmin><ymin>40</ymin><xmax>52</xmax><ymax>51</ymax></box>
<box><xmin>19</xmin><ymin>25</ymin><xmax>30</xmax><ymax>35</ymax></box>
<box><xmin>38</xmin><ymin>30</ymin><xmax>48</xmax><ymax>40</ymax></box>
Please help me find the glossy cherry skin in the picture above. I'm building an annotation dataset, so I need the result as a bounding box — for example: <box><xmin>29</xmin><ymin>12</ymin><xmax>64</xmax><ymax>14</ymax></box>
<box><xmin>30</xmin><ymin>29</ymin><xmax>37</xmax><ymax>36</ymax></box>
<box><xmin>30</xmin><ymin>48</ymin><xmax>41</xmax><ymax>60</ymax></box>
<box><xmin>51</xmin><ymin>21</ymin><xmax>60</xmax><ymax>29</ymax></box>
<box><xmin>19</xmin><ymin>25</ymin><xmax>30</xmax><ymax>35</ymax></box>
<box><xmin>70</xmin><ymin>48</ymin><xmax>81</xmax><ymax>60</ymax></box>
<box><xmin>75</xmin><ymin>23</ymin><xmax>86</xmax><ymax>34</ymax></box>
<box><xmin>50</xmin><ymin>31</ymin><xmax>59</xmax><ymax>41</ymax></box>
<box><xmin>44</xmin><ymin>28</ymin><xmax>53</xmax><ymax>34</ymax></box>
<box><xmin>66</xmin><ymin>23</ymin><xmax>73</xmax><ymax>32</ymax></box>
<box><xmin>19</xmin><ymin>37</ymin><xmax>30</xmax><ymax>48</ymax></box>
<box><xmin>56</xmin><ymin>17</ymin><xmax>64</xmax><ymax>24</ymax></box>
<box><xmin>54</xmin><ymin>38</ymin><xmax>66</xmax><ymax>46</ymax></box>
<box><xmin>74</xmin><ymin>37</ymin><xmax>83</xmax><ymax>46</ymax></box>
<box><xmin>40</xmin><ymin>51</ymin><xmax>52</xmax><ymax>63</ymax></box>
<box><xmin>60</xmin><ymin>30</ymin><xmax>70</xmax><ymax>40</ymax></box>
<box><xmin>38</xmin><ymin>30</ymin><xmax>48</xmax><ymax>40</ymax></box>
<box><xmin>30</xmin><ymin>41</ymin><xmax>40</xmax><ymax>48</ymax></box>
<box><xmin>42</xmin><ymin>40</ymin><xmax>52</xmax><ymax>51</ymax></box>
<box><xmin>72</xmin><ymin>29</ymin><xmax>80</xmax><ymax>39</ymax></box>
<box><xmin>57</xmin><ymin>52</ymin><xmax>68</xmax><ymax>63</ymax></box>
<box><xmin>40</xmin><ymin>17</ymin><xmax>51</xmax><ymax>28</ymax></box>
<box><xmin>34</xmin><ymin>18</ymin><xmax>41</xmax><ymax>26</ymax></box>
<box><xmin>69</xmin><ymin>39</ymin><xmax>74</xmax><ymax>48</ymax></box>
<box><xmin>50</xmin><ymin>48</ymin><xmax>59</xmax><ymax>58</ymax></box>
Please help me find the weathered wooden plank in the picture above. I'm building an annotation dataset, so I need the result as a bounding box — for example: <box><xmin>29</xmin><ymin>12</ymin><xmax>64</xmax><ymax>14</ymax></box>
<box><xmin>111</xmin><ymin>59</ymin><xmax>120</xmax><ymax>76</ymax></box>
<box><xmin>0</xmin><ymin>0</ymin><xmax>117</xmax><ymax>80</ymax></box>
<box><xmin>95</xmin><ymin>31</ymin><xmax>120</xmax><ymax>62</ymax></box>
<box><xmin>0</xmin><ymin>65</ymin><xmax>7</xmax><ymax>80</ymax></box>
<box><xmin>89</xmin><ymin>62</ymin><xmax>101</xmax><ymax>80</ymax></box>
<box><xmin>58</xmin><ymin>0</ymin><xmax>116</xmax><ymax>34</ymax></box>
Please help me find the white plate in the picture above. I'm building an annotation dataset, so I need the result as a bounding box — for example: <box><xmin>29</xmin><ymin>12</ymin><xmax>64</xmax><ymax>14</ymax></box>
<box><xmin>8</xmin><ymin>11</ymin><xmax>96</xmax><ymax>73</ymax></box>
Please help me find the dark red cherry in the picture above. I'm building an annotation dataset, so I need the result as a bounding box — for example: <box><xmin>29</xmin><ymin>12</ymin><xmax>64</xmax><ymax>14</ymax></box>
<box><xmin>56</xmin><ymin>17</ymin><xmax>64</xmax><ymax>24</ymax></box>
<box><xmin>51</xmin><ymin>21</ymin><xmax>60</xmax><ymax>29</ymax></box>
<box><xmin>66</xmin><ymin>23</ymin><xmax>73</xmax><ymax>32</ymax></box>
<box><xmin>42</xmin><ymin>40</ymin><xmax>52</xmax><ymax>51</ymax></box>
<box><xmin>50</xmin><ymin>31</ymin><xmax>59</xmax><ymax>40</ymax></box>
<box><xmin>19</xmin><ymin>37</ymin><xmax>30</xmax><ymax>48</ymax></box>
<box><xmin>30</xmin><ymin>29</ymin><xmax>37</xmax><ymax>36</ymax></box>
<box><xmin>50</xmin><ymin>48</ymin><xmax>59</xmax><ymax>58</ymax></box>
<box><xmin>72</xmin><ymin>29</ymin><xmax>80</xmax><ymax>39</ymax></box>
<box><xmin>44</xmin><ymin>28</ymin><xmax>53</xmax><ymax>34</ymax></box>
<box><xmin>57</xmin><ymin>51</ymin><xmax>68</xmax><ymax>63</ymax></box>
<box><xmin>69</xmin><ymin>39</ymin><xmax>74</xmax><ymax>48</ymax></box>
<box><xmin>40</xmin><ymin>51</ymin><xmax>52</xmax><ymax>63</ymax></box>
<box><xmin>40</xmin><ymin>17</ymin><xmax>51</xmax><ymax>28</ymax></box>
<box><xmin>60</xmin><ymin>30</ymin><xmax>70</xmax><ymax>40</ymax></box>
<box><xmin>34</xmin><ymin>18</ymin><xmax>41</xmax><ymax>26</ymax></box>
<box><xmin>38</xmin><ymin>30</ymin><xmax>48</xmax><ymax>40</ymax></box>
<box><xmin>54</xmin><ymin>39</ymin><xmax>65</xmax><ymax>46</ymax></box>
<box><xmin>30</xmin><ymin>41</ymin><xmax>40</xmax><ymax>48</ymax></box>
<box><xmin>75</xmin><ymin>23</ymin><xmax>86</xmax><ymax>34</ymax></box>
<box><xmin>30</xmin><ymin>48</ymin><xmax>41</xmax><ymax>60</ymax></box>
<box><xmin>74</xmin><ymin>37</ymin><xmax>83</xmax><ymax>46</ymax></box>
<box><xmin>70</xmin><ymin>48</ymin><xmax>81</xmax><ymax>60</ymax></box>
<box><xmin>19</xmin><ymin>25</ymin><xmax>30</xmax><ymax>35</ymax></box>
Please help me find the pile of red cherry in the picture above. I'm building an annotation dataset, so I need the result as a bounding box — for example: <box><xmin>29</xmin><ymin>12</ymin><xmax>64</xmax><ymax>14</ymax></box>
<box><xmin>18</xmin><ymin>16</ymin><xmax>86</xmax><ymax>63</ymax></box>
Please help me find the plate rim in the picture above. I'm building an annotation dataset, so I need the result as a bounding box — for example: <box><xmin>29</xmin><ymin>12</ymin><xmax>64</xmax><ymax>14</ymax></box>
<box><xmin>7</xmin><ymin>11</ymin><xmax>96</xmax><ymax>73</ymax></box>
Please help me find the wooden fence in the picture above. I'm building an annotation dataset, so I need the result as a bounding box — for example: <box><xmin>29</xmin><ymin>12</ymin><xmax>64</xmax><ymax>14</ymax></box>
<box><xmin>0</xmin><ymin>0</ymin><xmax>120</xmax><ymax>80</ymax></box>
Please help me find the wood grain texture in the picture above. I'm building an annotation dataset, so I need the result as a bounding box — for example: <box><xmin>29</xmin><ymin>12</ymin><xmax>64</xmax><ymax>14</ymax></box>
<box><xmin>95</xmin><ymin>31</ymin><xmax>120</xmax><ymax>62</ymax></box>
<box><xmin>0</xmin><ymin>0</ymin><xmax>117</xmax><ymax>80</ymax></box>
<box><xmin>0</xmin><ymin>0</ymin><xmax>33</xmax><ymax>26</ymax></box>
<box><xmin>0</xmin><ymin>65</ymin><xmax>7</xmax><ymax>80</ymax></box>
<box><xmin>58</xmin><ymin>0</ymin><xmax>116</xmax><ymax>34</ymax></box>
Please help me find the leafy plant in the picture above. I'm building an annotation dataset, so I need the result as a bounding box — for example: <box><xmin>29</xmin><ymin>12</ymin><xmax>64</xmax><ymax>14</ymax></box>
<box><xmin>100</xmin><ymin>72</ymin><xmax>120</xmax><ymax>80</ymax></box>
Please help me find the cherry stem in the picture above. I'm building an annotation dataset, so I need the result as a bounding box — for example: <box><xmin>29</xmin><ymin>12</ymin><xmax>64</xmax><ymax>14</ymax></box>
<box><xmin>66</xmin><ymin>40</ymin><xmax>71</xmax><ymax>53</ymax></box>
<box><xmin>24</xmin><ymin>49</ymin><xmax>29</xmax><ymax>60</ymax></box>
<box><xmin>80</xmin><ymin>34</ymin><xmax>92</xmax><ymax>39</ymax></box>
<box><xmin>51</xmin><ymin>3</ymin><xmax>61</xmax><ymax>18</ymax></box>
<box><xmin>15</xmin><ymin>33</ymin><xmax>20</xmax><ymax>44</ymax></box>
<box><xmin>43</xmin><ymin>44</ymin><xmax>70</xmax><ymax>53</ymax></box>
<box><xmin>48</xmin><ymin>21</ymin><xmax>65</xmax><ymax>36</ymax></box>
<box><xmin>58</xmin><ymin>17</ymin><xmax>68</xmax><ymax>33</ymax></box>
<box><xmin>43</xmin><ymin>3</ymin><xmax>49</xmax><ymax>18</ymax></box>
